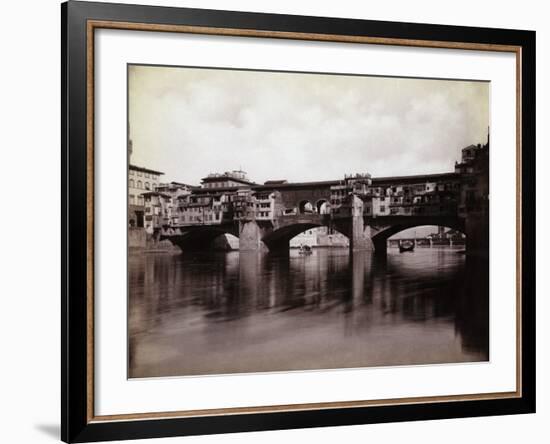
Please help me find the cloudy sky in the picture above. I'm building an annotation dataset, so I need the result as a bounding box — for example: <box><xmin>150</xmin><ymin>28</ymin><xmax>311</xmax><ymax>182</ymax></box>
<box><xmin>129</xmin><ymin>65</ymin><xmax>489</xmax><ymax>185</ymax></box>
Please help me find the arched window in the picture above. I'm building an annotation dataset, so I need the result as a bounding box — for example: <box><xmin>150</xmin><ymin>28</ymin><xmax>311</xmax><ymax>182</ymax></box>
<box><xmin>129</xmin><ymin>179</ymin><xmax>134</xmax><ymax>188</ymax></box>
<box><xmin>137</xmin><ymin>180</ymin><xmax>142</xmax><ymax>189</ymax></box>
<box><xmin>145</xmin><ymin>182</ymin><xmax>150</xmax><ymax>190</ymax></box>
<box><xmin>316</xmin><ymin>199</ymin><xmax>329</xmax><ymax>214</ymax></box>
<box><xmin>299</xmin><ymin>200</ymin><xmax>313</xmax><ymax>214</ymax></box>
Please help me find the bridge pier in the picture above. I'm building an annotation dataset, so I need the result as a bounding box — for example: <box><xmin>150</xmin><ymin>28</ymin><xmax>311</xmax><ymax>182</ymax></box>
<box><xmin>350</xmin><ymin>221</ymin><xmax>375</xmax><ymax>252</ymax></box>
<box><xmin>239</xmin><ymin>220</ymin><xmax>269</xmax><ymax>252</ymax></box>
<box><xmin>464</xmin><ymin>214</ymin><xmax>489</xmax><ymax>259</ymax></box>
<box><xmin>350</xmin><ymin>195</ymin><xmax>375</xmax><ymax>252</ymax></box>
<box><xmin>372</xmin><ymin>236</ymin><xmax>387</xmax><ymax>256</ymax></box>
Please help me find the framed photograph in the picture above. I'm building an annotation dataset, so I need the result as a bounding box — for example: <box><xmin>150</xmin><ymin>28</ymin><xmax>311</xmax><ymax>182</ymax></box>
<box><xmin>62</xmin><ymin>1</ymin><xmax>535</xmax><ymax>442</ymax></box>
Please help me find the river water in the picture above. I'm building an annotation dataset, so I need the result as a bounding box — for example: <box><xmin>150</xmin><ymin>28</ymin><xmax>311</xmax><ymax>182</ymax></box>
<box><xmin>128</xmin><ymin>247</ymin><xmax>488</xmax><ymax>378</ymax></box>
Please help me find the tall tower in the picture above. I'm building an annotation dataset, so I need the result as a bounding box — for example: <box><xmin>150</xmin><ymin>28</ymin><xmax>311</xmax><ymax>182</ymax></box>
<box><xmin>128</xmin><ymin>122</ymin><xmax>133</xmax><ymax>161</ymax></box>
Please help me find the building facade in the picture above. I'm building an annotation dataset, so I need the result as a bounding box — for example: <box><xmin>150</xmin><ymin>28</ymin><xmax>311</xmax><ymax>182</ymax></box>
<box><xmin>135</xmin><ymin>137</ymin><xmax>488</xmax><ymax>251</ymax></box>
<box><xmin>200</xmin><ymin>170</ymin><xmax>254</xmax><ymax>189</ymax></box>
<box><xmin>128</xmin><ymin>164</ymin><xmax>164</xmax><ymax>227</ymax></box>
<box><xmin>329</xmin><ymin>172</ymin><xmax>462</xmax><ymax>220</ymax></box>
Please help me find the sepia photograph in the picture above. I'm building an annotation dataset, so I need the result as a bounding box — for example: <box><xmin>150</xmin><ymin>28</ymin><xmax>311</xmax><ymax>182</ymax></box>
<box><xmin>127</xmin><ymin>64</ymin><xmax>490</xmax><ymax>379</ymax></box>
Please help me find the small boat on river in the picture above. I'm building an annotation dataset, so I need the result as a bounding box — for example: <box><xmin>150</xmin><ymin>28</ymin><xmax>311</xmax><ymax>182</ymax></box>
<box><xmin>298</xmin><ymin>245</ymin><xmax>313</xmax><ymax>255</ymax></box>
<box><xmin>399</xmin><ymin>240</ymin><xmax>415</xmax><ymax>253</ymax></box>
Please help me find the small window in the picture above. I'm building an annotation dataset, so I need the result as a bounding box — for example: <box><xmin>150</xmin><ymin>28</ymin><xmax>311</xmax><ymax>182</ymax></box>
<box><xmin>145</xmin><ymin>182</ymin><xmax>150</xmax><ymax>190</ymax></box>
<box><xmin>137</xmin><ymin>180</ymin><xmax>142</xmax><ymax>189</ymax></box>
<box><xmin>129</xmin><ymin>179</ymin><xmax>134</xmax><ymax>188</ymax></box>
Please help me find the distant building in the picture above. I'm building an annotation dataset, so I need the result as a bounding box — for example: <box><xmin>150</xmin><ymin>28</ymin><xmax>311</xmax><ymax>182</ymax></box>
<box><xmin>201</xmin><ymin>170</ymin><xmax>255</xmax><ymax>189</ymax></box>
<box><xmin>129</xmin><ymin>165</ymin><xmax>164</xmax><ymax>203</ymax></box>
<box><xmin>290</xmin><ymin>229</ymin><xmax>318</xmax><ymax>247</ymax></box>
<box><xmin>445</xmin><ymin>229</ymin><xmax>466</xmax><ymax>240</ymax></box>
<box><xmin>428</xmin><ymin>228</ymin><xmax>465</xmax><ymax>239</ymax></box>
<box><xmin>290</xmin><ymin>227</ymin><xmax>349</xmax><ymax>248</ymax></box>
<box><xmin>128</xmin><ymin>164</ymin><xmax>164</xmax><ymax>227</ymax></box>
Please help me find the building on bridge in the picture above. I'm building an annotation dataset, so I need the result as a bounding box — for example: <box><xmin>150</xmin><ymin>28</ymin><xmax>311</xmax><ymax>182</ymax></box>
<box><xmin>153</xmin><ymin>139</ymin><xmax>488</xmax><ymax>256</ymax></box>
<box><xmin>328</xmin><ymin>172</ymin><xmax>461</xmax><ymax>220</ymax></box>
<box><xmin>330</xmin><ymin>173</ymin><xmax>372</xmax><ymax>218</ymax></box>
<box><xmin>158</xmin><ymin>171</ymin><xmax>283</xmax><ymax>229</ymax></box>
<box><xmin>143</xmin><ymin>182</ymin><xmax>193</xmax><ymax>233</ymax></box>
<box><xmin>172</xmin><ymin>187</ymin><xmax>281</xmax><ymax>227</ymax></box>
<box><xmin>142</xmin><ymin>191</ymin><xmax>170</xmax><ymax>234</ymax></box>
<box><xmin>200</xmin><ymin>170</ymin><xmax>255</xmax><ymax>189</ymax></box>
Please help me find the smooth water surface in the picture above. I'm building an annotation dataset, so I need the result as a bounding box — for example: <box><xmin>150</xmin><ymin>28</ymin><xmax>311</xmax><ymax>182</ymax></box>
<box><xmin>128</xmin><ymin>247</ymin><xmax>488</xmax><ymax>378</ymax></box>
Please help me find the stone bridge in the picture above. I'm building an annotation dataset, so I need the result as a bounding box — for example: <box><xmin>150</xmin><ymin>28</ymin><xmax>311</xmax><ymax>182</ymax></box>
<box><xmin>160</xmin><ymin>164</ymin><xmax>488</xmax><ymax>257</ymax></box>
<box><xmin>156</xmin><ymin>137</ymin><xmax>488</xmax><ymax>256</ymax></box>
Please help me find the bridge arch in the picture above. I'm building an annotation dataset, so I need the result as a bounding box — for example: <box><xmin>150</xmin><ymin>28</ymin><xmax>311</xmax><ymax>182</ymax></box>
<box><xmin>262</xmin><ymin>222</ymin><xmax>348</xmax><ymax>252</ymax></box>
<box><xmin>162</xmin><ymin>225</ymin><xmax>238</xmax><ymax>251</ymax></box>
<box><xmin>371</xmin><ymin>220</ymin><xmax>466</xmax><ymax>252</ymax></box>
<box><xmin>262</xmin><ymin>223</ymin><xmax>321</xmax><ymax>251</ymax></box>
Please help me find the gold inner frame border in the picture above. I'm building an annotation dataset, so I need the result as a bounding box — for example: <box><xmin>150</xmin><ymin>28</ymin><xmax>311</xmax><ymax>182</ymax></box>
<box><xmin>85</xmin><ymin>19</ymin><xmax>523</xmax><ymax>423</ymax></box>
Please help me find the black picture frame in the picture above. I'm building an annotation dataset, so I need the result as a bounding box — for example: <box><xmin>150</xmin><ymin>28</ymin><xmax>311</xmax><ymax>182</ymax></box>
<box><xmin>61</xmin><ymin>1</ymin><xmax>536</xmax><ymax>442</ymax></box>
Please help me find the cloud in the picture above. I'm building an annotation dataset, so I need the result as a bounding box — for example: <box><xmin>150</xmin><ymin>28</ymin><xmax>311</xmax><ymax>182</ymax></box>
<box><xmin>129</xmin><ymin>65</ymin><xmax>489</xmax><ymax>185</ymax></box>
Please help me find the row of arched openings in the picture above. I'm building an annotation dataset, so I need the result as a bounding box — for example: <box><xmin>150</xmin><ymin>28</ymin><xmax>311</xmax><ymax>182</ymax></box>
<box><xmin>298</xmin><ymin>199</ymin><xmax>330</xmax><ymax>215</ymax></box>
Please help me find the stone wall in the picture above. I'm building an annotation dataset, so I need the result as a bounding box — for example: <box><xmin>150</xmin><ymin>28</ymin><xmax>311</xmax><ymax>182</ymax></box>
<box><xmin>128</xmin><ymin>227</ymin><xmax>146</xmax><ymax>249</ymax></box>
<box><xmin>128</xmin><ymin>227</ymin><xmax>179</xmax><ymax>253</ymax></box>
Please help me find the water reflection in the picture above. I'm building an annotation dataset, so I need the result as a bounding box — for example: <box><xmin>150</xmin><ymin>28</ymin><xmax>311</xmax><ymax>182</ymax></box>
<box><xmin>128</xmin><ymin>247</ymin><xmax>488</xmax><ymax>378</ymax></box>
